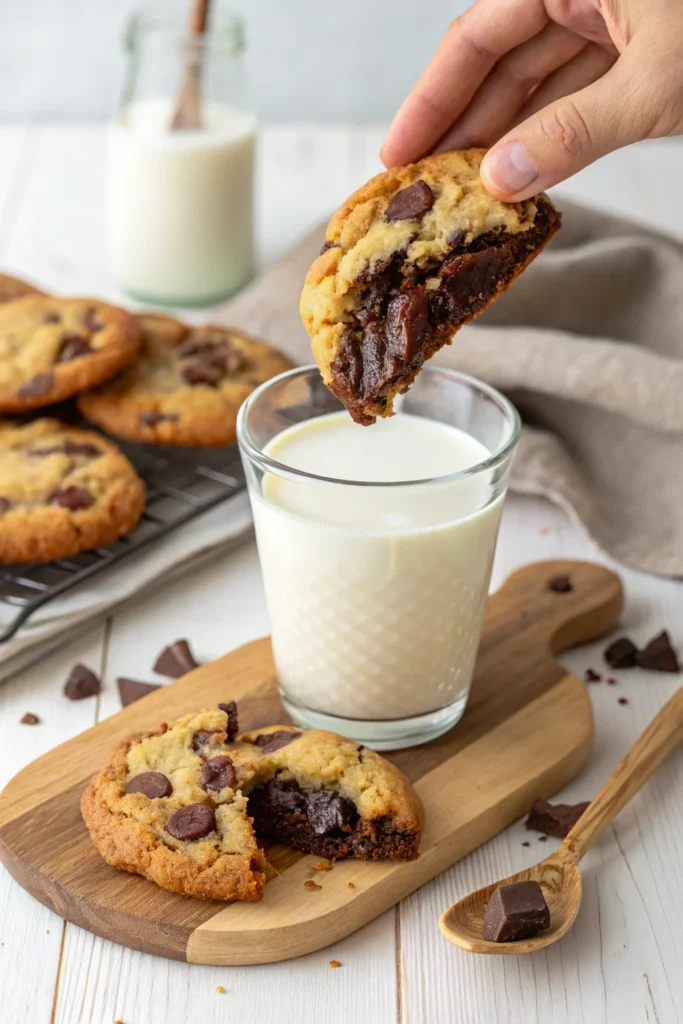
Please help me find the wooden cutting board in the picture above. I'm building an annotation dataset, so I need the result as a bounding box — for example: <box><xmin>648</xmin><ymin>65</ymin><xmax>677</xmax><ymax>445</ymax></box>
<box><xmin>0</xmin><ymin>559</ymin><xmax>621</xmax><ymax>965</ymax></box>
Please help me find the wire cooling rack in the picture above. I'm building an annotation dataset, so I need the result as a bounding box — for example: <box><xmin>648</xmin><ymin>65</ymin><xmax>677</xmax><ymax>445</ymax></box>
<box><xmin>0</xmin><ymin>440</ymin><xmax>246</xmax><ymax>643</ymax></box>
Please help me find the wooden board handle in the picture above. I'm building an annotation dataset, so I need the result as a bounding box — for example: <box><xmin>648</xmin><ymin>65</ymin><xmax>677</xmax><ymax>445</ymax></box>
<box><xmin>565</xmin><ymin>686</ymin><xmax>683</xmax><ymax>859</ymax></box>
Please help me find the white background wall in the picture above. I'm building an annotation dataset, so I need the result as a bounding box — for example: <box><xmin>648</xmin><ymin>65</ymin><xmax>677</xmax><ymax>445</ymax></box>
<box><xmin>0</xmin><ymin>0</ymin><xmax>468</xmax><ymax>122</ymax></box>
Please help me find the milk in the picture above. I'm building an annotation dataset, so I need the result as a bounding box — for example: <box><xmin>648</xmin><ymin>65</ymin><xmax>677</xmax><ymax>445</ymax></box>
<box><xmin>251</xmin><ymin>411</ymin><xmax>503</xmax><ymax>726</ymax></box>
<box><xmin>106</xmin><ymin>99</ymin><xmax>256</xmax><ymax>305</ymax></box>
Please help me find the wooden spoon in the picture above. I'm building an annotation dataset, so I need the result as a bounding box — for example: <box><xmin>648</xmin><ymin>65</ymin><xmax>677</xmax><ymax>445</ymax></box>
<box><xmin>440</xmin><ymin>685</ymin><xmax>683</xmax><ymax>955</ymax></box>
<box><xmin>170</xmin><ymin>0</ymin><xmax>212</xmax><ymax>130</ymax></box>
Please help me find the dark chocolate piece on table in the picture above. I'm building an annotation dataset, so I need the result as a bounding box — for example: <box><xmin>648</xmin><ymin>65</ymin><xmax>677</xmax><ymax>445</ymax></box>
<box><xmin>635</xmin><ymin>630</ymin><xmax>680</xmax><ymax>673</ymax></box>
<box><xmin>64</xmin><ymin>663</ymin><xmax>101</xmax><ymax>700</ymax></box>
<box><xmin>20</xmin><ymin>712</ymin><xmax>39</xmax><ymax>725</ymax></box>
<box><xmin>547</xmin><ymin>574</ymin><xmax>573</xmax><ymax>593</ymax></box>
<box><xmin>525</xmin><ymin>797</ymin><xmax>590</xmax><ymax>838</ymax></box>
<box><xmin>117</xmin><ymin>677</ymin><xmax>162</xmax><ymax>708</ymax></box>
<box><xmin>153</xmin><ymin>638</ymin><xmax>199</xmax><ymax>678</ymax></box>
<box><xmin>604</xmin><ymin>636</ymin><xmax>639</xmax><ymax>668</ymax></box>
<box><xmin>618</xmin><ymin>697</ymin><xmax>629</xmax><ymax>705</ymax></box>
<box><xmin>585</xmin><ymin>668</ymin><xmax>601</xmax><ymax>683</ymax></box>
<box><xmin>482</xmin><ymin>880</ymin><xmax>550</xmax><ymax>942</ymax></box>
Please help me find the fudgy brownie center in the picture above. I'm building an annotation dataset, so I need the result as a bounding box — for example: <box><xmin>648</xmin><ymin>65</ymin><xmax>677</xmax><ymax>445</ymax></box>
<box><xmin>332</xmin><ymin>201</ymin><xmax>559</xmax><ymax>424</ymax></box>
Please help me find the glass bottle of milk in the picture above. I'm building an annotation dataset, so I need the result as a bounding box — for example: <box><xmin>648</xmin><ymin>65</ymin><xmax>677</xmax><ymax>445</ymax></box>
<box><xmin>107</xmin><ymin>5</ymin><xmax>256</xmax><ymax>306</ymax></box>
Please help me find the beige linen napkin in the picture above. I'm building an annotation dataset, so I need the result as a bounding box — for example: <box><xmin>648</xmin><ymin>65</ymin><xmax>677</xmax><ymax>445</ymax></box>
<box><xmin>217</xmin><ymin>198</ymin><xmax>683</xmax><ymax>578</ymax></box>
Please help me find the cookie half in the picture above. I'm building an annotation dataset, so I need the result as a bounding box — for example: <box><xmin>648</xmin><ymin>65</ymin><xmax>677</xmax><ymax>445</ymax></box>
<box><xmin>300</xmin><ymin>149</ymin><xmax>561</xmax><ymax>424</ymax></box>
<box><xmin>0</xmin><ymin>295</ymin><xmax>141</xmax><ymax>413</ymax></box>
<box><xmin>82</xmin><ymin>706</ymin><xmax>423</xmax><ymax>901</ymax></box>
<box><xmin>78</xmin><ymin>314</ymin><xmax>293</xmax><ymax>447</ymax></box>
<box><xmin>0</xmin><ymin>418</ymin><xmax>146</xmax><ymax>563</ymax></box>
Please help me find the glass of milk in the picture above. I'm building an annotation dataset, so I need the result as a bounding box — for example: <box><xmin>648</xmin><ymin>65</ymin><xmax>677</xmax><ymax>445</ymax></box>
<box><xmin>238</xmin><ymin>366</ymin><xmax>521</xmax><ymax>750</ymax></box>
<box><xmin>106</xmin><ymin>5</ymin><xmax>256</xmax><ymax>305</ymax></box>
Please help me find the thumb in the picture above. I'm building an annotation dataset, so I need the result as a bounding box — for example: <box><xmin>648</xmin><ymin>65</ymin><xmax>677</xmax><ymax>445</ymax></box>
<box><xmin>480</xmin><ymin>49</ymin><xmax>664</xmax><ymax>201</ymax></box>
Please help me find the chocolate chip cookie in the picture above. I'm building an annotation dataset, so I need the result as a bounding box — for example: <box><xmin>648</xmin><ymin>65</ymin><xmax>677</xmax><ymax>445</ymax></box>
<box><xmin>0</xmin><ymin>418</ymin><xmax>146</xmax><ymax>563</ymax></box>
<box><xmin>0</xmin><ymin>296</ymin><xmax>141</xmax><ymax>413</ymax></box>
<box><xmin>82</xmin><ymin>705</ymin><xmax>423</xmax><ymax>901</ymax></box>
<box><xmin>300</xmin><ymin>149</ymin><xmax>561</xmax><ymax>424</ymax></box>
<box><xmin>78</xmin><ymin>314</ymin><xmax>293</xmax><ymax>447</ymax></box>
<box><xmin>0</xmin><ymin>272</ymin><xmax>46</xmax><ymax>303</ymax></box>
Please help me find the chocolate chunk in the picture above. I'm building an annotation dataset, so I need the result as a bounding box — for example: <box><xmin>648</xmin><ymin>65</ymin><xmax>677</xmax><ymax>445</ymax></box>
<box><xmin>167</xmin><ymin>803</ymin><xmax>216</xmax><ymax>841</ymax></box>
<box><xmin>585</xmin><ymin>668</ymin><xmax>601</xmax><ymax>683</ymax></box>
<box><xmin>0</xmin><ymin>497</ymin><xmax>10</xmax><ymax>514</ymax></box>
<box><xmin>525</xmin><ymin>798</ymin><xmax>590</xmax><ymax>838</ymax></box>
<box><xmin>192</xmin><ymin>729</ymin><xmax>218</xmax><ymax>752</ymax></box>
<box><xmin>51</xmin><ymin>486</ymin><xmax>94</xmax><ymax>510</ymax></box>
<box><xmin>201</xmin><ymin>755</ymin><xmax>237</xmax><ymax>792</ymax></box>
<box><xmin>82</xmin><ymin>307</ymin><xmax>104</xmax><ymax>332</ymax></box>
<box><xmin>251</xmin><ymin>729</ymin><xmax>302</xmax><ymax>753</ymax></box>
<box><xmin>306</xmin><ymin>790</ymin><xmax>356</xmax><ymax>836</ymax></box>
<box><xmin>139</xmin><ymin>411</ymin><xmax>180</xmax><ymax>427</ymax></box>
<box><xmin>218</xmin><ymin>701</ymin><xmax>238</xmax><ymax>741</ymax></box>
<box><xmin>358</xmin><ymin>745</ymin><xmax>366</xmax><ymax>763</ymax></box>
<box><xmin>181</xmin><ymin>360</ymin><xmax>225</xmax><ymax>386</ymax></box>
<box><xmin>153</xmin><ymin>639</ymin><xmax>199</xmax><ymax>678</ymax></box>
<box><xmin>618</xmin><ymin>696</ymin><xmax>629</xmax><ymax>705</ymax></box>
<box><xmin>319</xmin><ymin>240</ymin><xmax>340</xmax><ymax>255</ymax></box>
<box><xmin>385</xmin><ymin>286</ymin><xmax>429</xmax><ymax>364</ymax></box>
<box><xmin>32</xmin><ymin>441</ymin><xmax>101</xmax><ymax>458</ymax></box>
<box><xmin>44</xmin><ymin>312</ymin><xmax>61</xmax><ymax>323</ymax></box>
<box><xmin>64</xmin><ymin>663</ymin><xmax>100</xmax><ymax>700</ymax></box>
<box><xmin>447</xmin><ymin>227</ymin><xmax>467</xmax><ymax>248</ymax></box>
<box><xmin>547</xmin><ymin>574</ymin><xmax>573</xmax><ymax>593</ymax></box>
<box><xmin>385</xmin><ymin>179</ymin><xmax>434</xmax><ymax>221</ymax></box>
<box><xmin>59</xmin><ymin>335</ymin><xmax>92</xmax><ymax>361</ymax></box>
<box><xmin>635</xmin><ymin>630</ymin><xmax>680</xmax><ymax>673</ymax></box>
<box><xmin>117</xmin><ymin>677</ymin><xmax>161</xmax><ymax>707</ymax></box>
<box><xmin>20</xmin><ymin>712</ymin><xmax>39</xmax><ymax>725</ymax></box>
<box><xmin>17</xmin><ymin>372</ymin><xmax>54</xmax><ymax>398</ymax></box>
<box><xmin>259</xmin><ymin>776</ymin><xmax>306</xmax><ymax>812</ymax></box>
<box><xmin>604</xmin><ymin>636</ymin><xmax>639</xmax><ymax>668</ymax></box>
<box><xmin>125</xmin><ymin>771</ymin><xmax>172</xmax><ymax>798</ymax></box>
<box><xmin>482</xmin><ymin>881</ymin><xmax>550</xmax><ymax>943</ymax></box>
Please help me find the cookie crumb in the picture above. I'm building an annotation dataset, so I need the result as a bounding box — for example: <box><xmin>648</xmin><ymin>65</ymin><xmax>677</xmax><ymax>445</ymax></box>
<box><xmin>538</xmin><ymin>527</ymin><xmax>549</xmax><ymax>535</ymax></box>
<box><xmin>329</xmin><ymin>959</ymin><xmax>342</xmax><ymax>968</ymax></box>
<box><xmin>216</xmin><ymin>986</ymin><xmax>226</xmax><ymax>994</ymax></box>
<box><xmin>20</xmin><ymin>712</ymin><xmax>39</xmax><ymax>725</ymax></box>
<box><xmin>618</xmin><ymin>697</ymin><xmax>629</xmax><ymax>705</ymax></box>
<box><xmin>585</xmin><ymin>668</ymin><xmax>601</xmax><ymax>683</ymax></box>
<box><xmin>538</xmin><ymin>835</ymin><xmax>548</xmax><ymax>842</ymax></box>
<box><xmin>314</xmin><ymin>859</ymin><xmax>334</xmax><ymax>871</ymax></box>
<box><xmin>522</xmin><ymin>841</ymin><xmax>530</xmax><ymax>847</ymax></box>
<box><xmin>606</xmin><ymin>676</ymin><xmax>618</xmax><ymax>685</ymax></box>
<box><xmin>305</xmin><ymin>879</ymin><xmax>322</xmax><ymax>891</ymax></box>
<box><xmin>347</xmin><ymin>882</ymin><xmax>356</xmax><ymax>889</ymax></box>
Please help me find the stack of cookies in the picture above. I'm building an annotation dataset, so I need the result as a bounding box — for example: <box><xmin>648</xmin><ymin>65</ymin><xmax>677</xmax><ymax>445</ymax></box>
<box><xmin>0</xmin><ymin>274</ymin><xmax>293</xmax><ymax>564</ymax></box>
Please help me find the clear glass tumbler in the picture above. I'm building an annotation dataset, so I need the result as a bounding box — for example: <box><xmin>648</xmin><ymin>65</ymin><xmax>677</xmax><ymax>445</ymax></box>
<box><xmin>238</xmin><ymin>366</ymin><xmax>521</xmax><ymax>750</ymax></box>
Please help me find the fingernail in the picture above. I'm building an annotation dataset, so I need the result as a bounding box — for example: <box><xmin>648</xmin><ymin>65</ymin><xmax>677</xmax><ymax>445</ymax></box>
<box><xmin>483</xmin><ymin>142</ymin><xmax>539</xmax><ymax>195</ymax></box>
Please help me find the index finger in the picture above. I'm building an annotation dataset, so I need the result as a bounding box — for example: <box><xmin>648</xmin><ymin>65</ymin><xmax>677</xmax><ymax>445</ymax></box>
<box><xmin>381</xmin><ymin>0</ymin><xmax>549</xmax><ymax>167</ymax></box>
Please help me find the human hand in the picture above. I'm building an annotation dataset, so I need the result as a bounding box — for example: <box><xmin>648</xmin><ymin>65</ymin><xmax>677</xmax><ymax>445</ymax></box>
<box><xmin>381</xmin><ymin>0</ymin><xmax>683</xmax><ymax>200</ymax></box>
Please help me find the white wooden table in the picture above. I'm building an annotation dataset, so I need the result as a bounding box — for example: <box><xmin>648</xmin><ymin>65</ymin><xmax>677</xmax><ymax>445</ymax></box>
<box><xmin>0</xmin><ymin>123</ymin><xmax>682</xmax><ymax>1024</ymax></box>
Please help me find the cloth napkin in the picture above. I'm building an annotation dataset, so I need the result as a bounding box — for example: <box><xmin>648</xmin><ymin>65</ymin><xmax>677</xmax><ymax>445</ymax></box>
<box><xmin>217</xmin><ymin>198</ymin><xmax>683</xmax><ymax>578</ymax></box>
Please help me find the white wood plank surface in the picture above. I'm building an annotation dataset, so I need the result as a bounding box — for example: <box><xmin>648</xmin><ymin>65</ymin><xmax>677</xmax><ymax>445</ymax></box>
<box><xmin>0</xmin><ymin>122</ymin><xmax>681</xmax><ymax>1024</ymax></box>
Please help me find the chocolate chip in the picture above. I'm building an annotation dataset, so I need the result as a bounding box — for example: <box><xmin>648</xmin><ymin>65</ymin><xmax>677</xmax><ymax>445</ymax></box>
<box><xmin>192</xmin><ymin>729</ymin><xmax>218</xmax><ymax>752</ymax></box>
<box><xmin>117</xmin><ymin>677</ymin><xmax>162</xmax><ymax>707</ymax></box>
<box><xmin>218</xmin><ymin>701</ymin><xmax>238</xmax><ymax>741</ymax></box>
<box><xmin>82</xmin><ymin>307</ymin><xmax>104</xmax><ymax>332</ymax></box>
<box><xmin>319</xmin><ymin>240</ymin><xmax>340</xmax><ymax>255</ymax></box>
<box><xmin>0</xmin><ymin>497</ymin><xmax>10</xmax><ymax>514</ymax></box>
<box><xmin>447</xmin><ymin>227</ymin><xmax>467</xmax><ymax>248</ymax></box>
<box><xmin>59</xmin><ymin>335</ymin><xmax>92</xmax><ymax>361</ymax></box>
<box><xmin>548</xmin><ymin>574</ymin><xmax>573</xmax><ymax>593</ymax></box>
<box><xmin>385</xmin><ymin>179</ymin><xmax>434</xmax><ymax>221</ymax></box>
<box><xmin>482</xmin><ymin>881</ymin><xmax>550</xmax><ymax>943</ymax></box>
<box><xmin>604</xmin><ymin>636</ymin><xmax>639</xmax><ymax>668</ymax></box>
<box><xmin>44</xmin><ymin>312</ymin><xmax>60</xmax><ymax>323</ymax></box>
<box><xmin>635</xmin><ymin>630</ymin><xmax>680</xmax><ymax>673</ymax></box>
<box><xmin>525</xmin><ymin>798</ymin><xmax>590</xmax><ymax>838</ymax></box>
<box><xmin>32</xmin><ymin>441</ymin><xmax>101</xmax><ymax>458</ymax></box>
<box><xmin>585</xmin><ymin>668</ymin><xmax>601</xmax><ymax>683</ymax></box>
<box><xmin>64</xmin><ymin>663</ymin><xmax>100</xmax><ymax>700</ymax></box>
<box><xmin>306</xmin><ymin>790</ymin><xmax>356</xmax><ymax>835</ymax></box>
<box><xmin>17</xmin><ymin>372</ymin><xmax>54</xmax><ymax>398</ymax></box>
<box><xmin>181</xmin><ymin>360</ymin><xmax>225</xmax><ymax>386</ymax></box>
<box><xmin>139</xmin><ymin>411</ymin><xmax>180</xmax><ymax>427</ymax></box>
<box><xmin>167</xmin><ymin>803</ymin><xmax>216</xmax><ymax>841</ymax></box>
<box><xmin>51</xmin><ymin>486</ymin><xmax>94</xmax><ymax>510</ymax></box>
<box><xmin>20</xmin><ymin>712</ymin><xmax>39</xmax><ymax>725</ymax></box>
<box><xmin>251</xmin><ymin>730</ymin><xmax>302</xmax><ymax>753</ymax></box>
<box><xmin>201</xmin><ymin>755</ymin><xmax>237</xmax><ymax>792</ymax></box>
<box><xmin>125</xmin><ymin>771</ymin><xmax>173</xmax><ymax>798</ymax></box>
<box><xmin>153</xmin><ymin>639</ymin><xmax>199</xmax><ymax>679</ymax></box>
